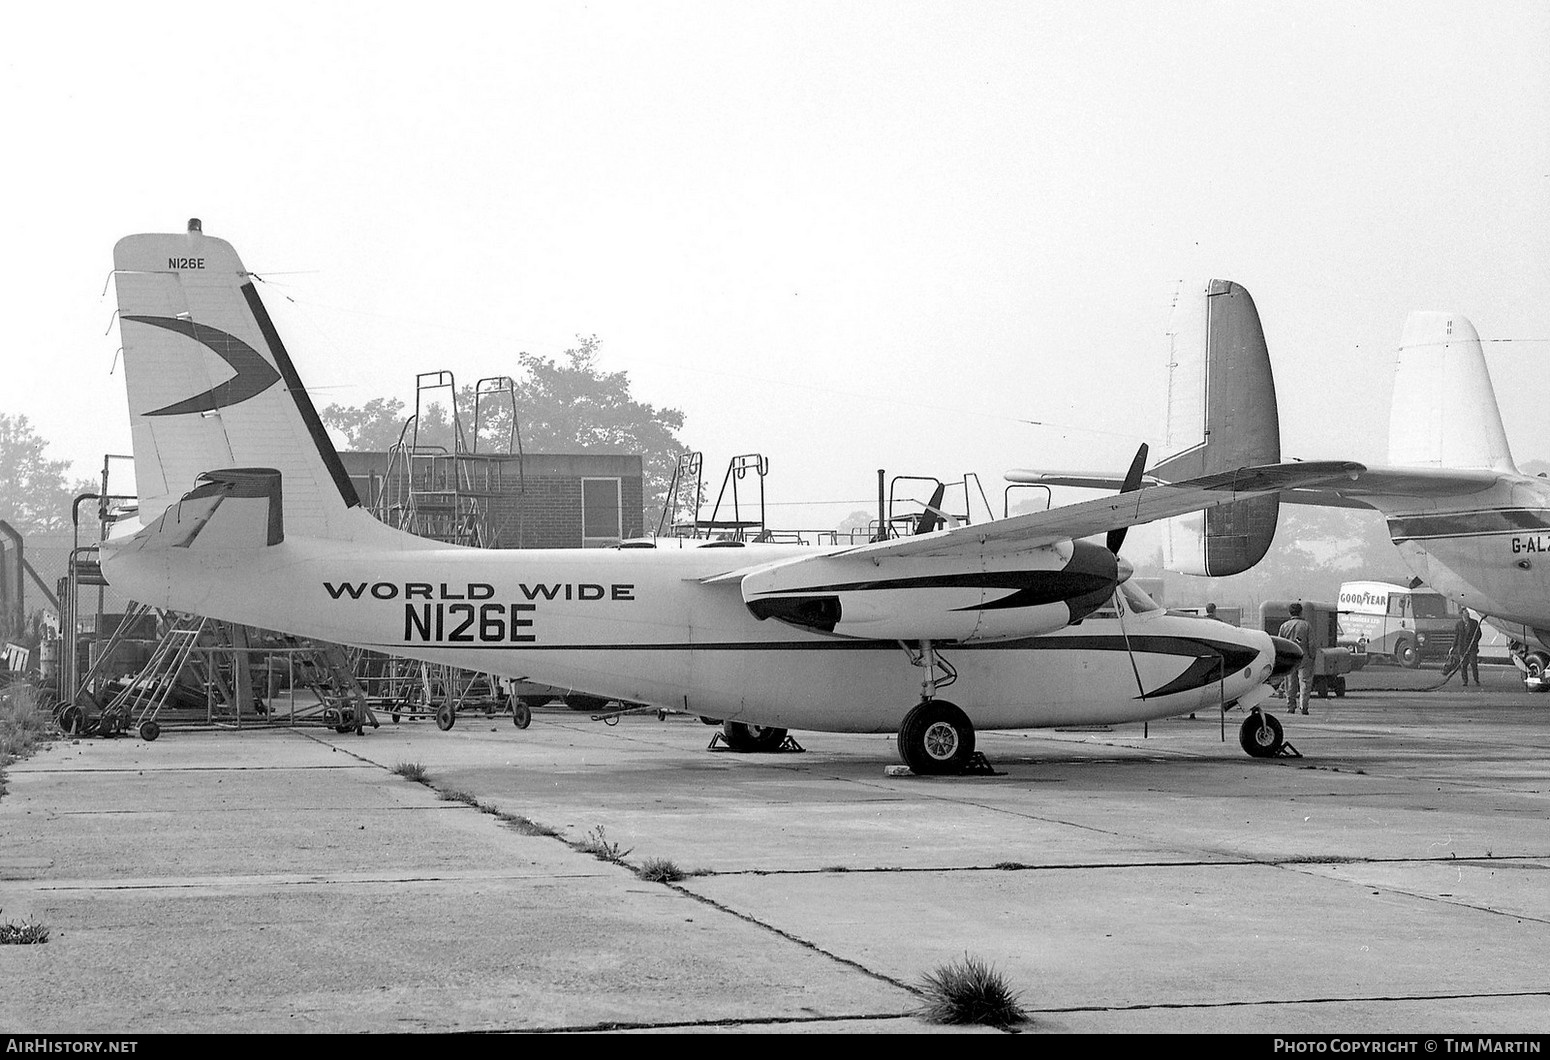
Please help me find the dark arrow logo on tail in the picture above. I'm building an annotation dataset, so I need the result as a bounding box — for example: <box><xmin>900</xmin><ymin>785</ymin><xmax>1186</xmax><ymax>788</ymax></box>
<box><xmin>124</xmin><ymin>315</ymin><xmax>281</xmax><ymax>416</ymax></box>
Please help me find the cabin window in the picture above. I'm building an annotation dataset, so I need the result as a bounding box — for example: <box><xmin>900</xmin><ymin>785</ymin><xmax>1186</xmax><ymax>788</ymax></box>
<box><xmin>582</xmin><ymin>478</ymin><xmax>622</xmax><ymax>547</ymax></box>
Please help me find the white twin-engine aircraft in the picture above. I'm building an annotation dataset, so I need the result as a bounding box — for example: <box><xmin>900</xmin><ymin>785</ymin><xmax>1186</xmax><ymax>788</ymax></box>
<box><xmin>101</xmin><ymin>224</ymin><xmax>1357</xmax><ymax>773</ymax></box>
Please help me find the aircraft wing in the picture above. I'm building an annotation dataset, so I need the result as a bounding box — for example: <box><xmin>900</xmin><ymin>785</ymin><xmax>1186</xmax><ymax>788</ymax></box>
<box><xmin>1278</xmin><ymin>465</ymin><xmax>1505</xmax><ymax>510</ymax></box>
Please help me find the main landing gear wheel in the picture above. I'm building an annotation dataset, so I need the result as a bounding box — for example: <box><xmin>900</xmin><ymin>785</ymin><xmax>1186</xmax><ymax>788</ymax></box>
<box><xmin>435</xmin><ymin>704</ymin><xmax>456</xmax><ymax>731</ymax></box>
<box><xmin>512</xmin><ymin>702</ymin><xmax>532</xmax><ymax>729</ymax></box>
<box><xmin>1239</xmin><ymin>710</ymin><xmax>1284</xmax><ymax>758</ymax></box>
<box><xmin>720</xmin><ymin>720</ymin><xmax>788</xmax><ymax>752</ymax></box>
<box><xmin>897</xmin><ymin>699</ymin><xmax>975</xmax><ymax>775</ymax></box>
<box><xmin>1525</xmin><ymin>652</ymin><xmax>1550</xmax><ymax>691</ymax></box>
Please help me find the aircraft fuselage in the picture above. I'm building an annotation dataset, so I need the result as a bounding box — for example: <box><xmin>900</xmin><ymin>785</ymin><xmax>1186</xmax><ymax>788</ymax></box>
<box><xmin>102</xmin><ymin>525</ymin><xmax>1277</xmax><ymax>732</ymax></box>
<box><xmin>1368</xmin><ymin>475</ymin><xmax>1550</xmax><ymax>640</ymax></box>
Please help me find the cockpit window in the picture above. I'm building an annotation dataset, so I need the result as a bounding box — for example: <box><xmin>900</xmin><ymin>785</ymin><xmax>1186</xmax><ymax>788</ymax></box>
<box><xmin>1085</xmin><ymin>582</ymin><xmax>1163</xmax><ymax>621</ymax></box>
<box><xmin>1119</xmin><ymin>580</ymin><xmax>1163</xmax><ymax>614</ymax></box>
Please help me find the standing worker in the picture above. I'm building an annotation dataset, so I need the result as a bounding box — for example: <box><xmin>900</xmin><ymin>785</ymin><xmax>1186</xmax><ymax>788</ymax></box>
<box><xmin>1278</xmin><ymin>602</ymin><xmax>1316</xmax><ymax>715</ymax></box>
<box><xmin>1452</xmin><ymin>607</ymin><xmax>1482</xmax><ymax>687</ymax></box>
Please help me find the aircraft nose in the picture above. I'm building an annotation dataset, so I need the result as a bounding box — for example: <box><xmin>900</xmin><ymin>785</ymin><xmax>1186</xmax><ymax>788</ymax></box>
<box><xmin>1270</xmin><ymin>636</ymin><xmax>1303</xmax><ymax>678</ymax></box>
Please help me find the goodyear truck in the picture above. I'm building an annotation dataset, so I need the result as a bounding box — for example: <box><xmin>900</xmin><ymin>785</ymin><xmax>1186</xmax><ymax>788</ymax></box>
<box><xmin>1337</xmin><ymin>580</ymin><xmax>1458</xmax><ymax>668</ymax></box>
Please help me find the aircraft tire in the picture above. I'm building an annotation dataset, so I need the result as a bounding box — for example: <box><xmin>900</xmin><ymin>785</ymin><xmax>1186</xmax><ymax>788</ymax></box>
<box><xmin>1239</xmin><ymin>710</ymin><xmax>1284</xmax><ymax>758</ymax></box>
<box><xmin>896</xmin><ymin>700</ymin><xmax>975</xmax><ymax>775</ymax></box>
<box><xmin>512</xmin><ymin>702</ymin><xmax>532</xmax><ymax>729</ymax></box>
<box><xmin>1525</xmin><ymin>653</ymin><xmax>1550</xmax><ymax>692</ymax></box>
<box><xmin>1393</xmin><ymin>637</ymin><xmax>1420</xmax><ymax>669</ymax></box>
<box><xmin>435</xmin><ymin>704</ymin><xmax>456</xmax><ymax>731</ymax></box>
<box><xmin>720</xmin><ymin>720</ymin><xmax>787</xmax><ymax>752</ymax></box>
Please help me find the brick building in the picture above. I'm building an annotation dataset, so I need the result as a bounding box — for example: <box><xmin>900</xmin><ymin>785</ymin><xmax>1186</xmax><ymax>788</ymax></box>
<box><xmin>338</xmin><ymin>450</ymin><xmax>645</xmax><ymax>549</ymax></box>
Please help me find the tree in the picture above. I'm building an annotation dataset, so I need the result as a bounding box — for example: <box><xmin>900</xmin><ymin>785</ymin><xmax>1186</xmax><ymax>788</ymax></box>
<box><xmin>0</xmin><ymin>414</ymin><xmax>95</xmax><ymax>536</ymax></box>
<box><xmin>321</xmin><ymin>336</ymin><xmax>688</xmax><ymax>531</ymax></box>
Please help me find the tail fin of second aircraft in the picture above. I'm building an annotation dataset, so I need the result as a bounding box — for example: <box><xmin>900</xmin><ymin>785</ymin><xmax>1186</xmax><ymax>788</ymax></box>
<box><xmin>112</xmin><ymin>222</ymin><xmax>368</xmax><ymax>542</ymax></box>
<box><xmin>1388</xmin><ymin>311</ymin><xmax>1518</xmax><ymax>474</ymax></box>
<box><xmin>1151</xmin><ymin>279</ymin><xmax>1281</xmax><ymax>577</ymax></box>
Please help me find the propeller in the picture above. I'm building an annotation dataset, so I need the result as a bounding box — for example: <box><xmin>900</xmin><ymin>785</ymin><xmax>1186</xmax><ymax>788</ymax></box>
<box><xmin>1107</xmin><ymin>443</ymin><xmax>1151</xmax><ymax>701</ymax></box>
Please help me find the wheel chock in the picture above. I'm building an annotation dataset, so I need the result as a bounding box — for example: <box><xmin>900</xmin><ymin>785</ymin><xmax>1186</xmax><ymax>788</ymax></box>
<box><xmin>707</xmin><ymin>732</ymin><xmax>806</xmax><ymax>753</ymax></box>
<box><xmin>1276</xmin><ymin>740</ymin><xmax>1303</xmax><ymax>758</ymax></box>
<box><xmin>884</xmin><ymin>751</ymin><xmax>1004</xmax><ymax>777</ymax></box>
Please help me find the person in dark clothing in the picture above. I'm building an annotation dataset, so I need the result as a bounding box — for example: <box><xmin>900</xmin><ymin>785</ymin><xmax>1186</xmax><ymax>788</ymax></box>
<box><xmin>1452</xmin><ymin>608</ymin><xmax>1482</xmax><ymax>687</ymax></box>
<box><xmin>1278</xmin><ymin>602</ymin><xmax>1315</xmax><ymax>714</ymax></box>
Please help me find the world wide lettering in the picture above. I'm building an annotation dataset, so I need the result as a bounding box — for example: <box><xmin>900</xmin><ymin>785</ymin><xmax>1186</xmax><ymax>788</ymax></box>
<box><xmin>324</xmin><ymin>581</ymin><xmax>635</xmax><ymax>602</ymax></box>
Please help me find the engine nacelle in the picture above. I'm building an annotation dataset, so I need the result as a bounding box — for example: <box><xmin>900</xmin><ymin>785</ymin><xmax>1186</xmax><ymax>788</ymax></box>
<box><xmin>741</xmin><ymin>540</ymin><xmax>1119</xmax><ymax>642</ymax></box>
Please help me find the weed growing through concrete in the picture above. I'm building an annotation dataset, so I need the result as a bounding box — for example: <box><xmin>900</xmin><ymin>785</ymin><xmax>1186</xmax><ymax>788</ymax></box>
<box><xmin>578</xmin><ymin>825</ymin><xmax>632</xmax><ymax>864</ymax></box>
<box><xmin>0</xmin><ymin>912</ymin><xmax>50</xmax><ymax>945</ymax></box>
<box><xmin>637</xmin><ymin>857</ymin><xmax>685</xmax><ymax>883</ymax></box>
<box><xmin>1</xmin><ymin>684</ymin><xmax>54</xmax><ymax>800</ymax></box>
<box><xmin>392</xmin><ymin>761</ymin><xmax>428</xmax><ymax>783</ymax></box>
<box><xmin>916</xmin><ymin>954</ymin><xmax>1028</xmax><ymax>1027</ymax></box>
<box><xmin>498</xmin><ymin>813</ymin><xmax>559</xmax><ymax>837</ymax></box>
<box><xmin>437</xmin><ymin>789</ymin><xmax>479</xmax><ymax>806</ymax></box>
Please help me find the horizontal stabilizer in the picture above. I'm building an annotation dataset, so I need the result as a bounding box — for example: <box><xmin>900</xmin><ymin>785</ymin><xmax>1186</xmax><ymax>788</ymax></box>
<box><xmin>843</xmin><ymin>460</ymin><xmax>1365</xmax><ymax>561</ymax></box>
<box><xmin>113</xmin><ymin>468</ymin><xmax>285</xmax><ymax>554</ymax></box>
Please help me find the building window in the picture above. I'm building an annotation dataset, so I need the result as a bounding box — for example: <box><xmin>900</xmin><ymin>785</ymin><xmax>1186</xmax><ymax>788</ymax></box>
<box><xmin>581</xmin><ymin>478</ymin><xmax>622</xmax><ymax>547</ymax></box>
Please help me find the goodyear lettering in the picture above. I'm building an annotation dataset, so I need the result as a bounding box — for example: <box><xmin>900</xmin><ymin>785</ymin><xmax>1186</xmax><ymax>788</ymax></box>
<box><xmin>167</xmin><ymin>257</ymin><xmax>206</xmax><ymax>270</ymax></box>
<box><xmin>1511</xmin><ymin>536</ymin><xmax>1550</xmax><ymax>554</ymax></box>
<box><xmin>324</xmin><ymin>580</ymin><xmax>634</xmax><ymax>645</ymax></box>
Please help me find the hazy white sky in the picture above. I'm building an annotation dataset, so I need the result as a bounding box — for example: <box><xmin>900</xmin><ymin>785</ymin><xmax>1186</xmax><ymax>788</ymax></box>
<box><xmin>5</xmin><ymin>0</ymin><xmax>1547</xmax><ymax>531</ymax></box>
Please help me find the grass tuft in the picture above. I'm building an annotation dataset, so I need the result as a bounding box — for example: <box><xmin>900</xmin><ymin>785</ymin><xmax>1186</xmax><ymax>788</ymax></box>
<box><xmin>577</xmin><ymin>825</ymin><xmax>633</xmax><ymax>864</ymax></box>
<box><xmin>916</xmin><ymin>954</ymin><xmax>1028</xmax><ymax>1027</ymax></box>
<box><xmin>497</xmin><ymin>813</ymin><xmax>559</xmax><ymax>837</ymax></box>
<box><xmin>636</xmin><ymin>857</ymin><xmax>685</xmax><ymax>883</ymax></box>
<box><xmin>1</xmin><ymin>683</ymin><xmax>55</xmax><ymax>800</ymax></box>
<box><xmin>391</xmin><ymin>761</ymin><xmax>428</xmax><ymax>783</ymax></box>
<box><xmin>0</xmin><ymin>911</ymin><xmax>50</xmax><ymax>945</ymax></box>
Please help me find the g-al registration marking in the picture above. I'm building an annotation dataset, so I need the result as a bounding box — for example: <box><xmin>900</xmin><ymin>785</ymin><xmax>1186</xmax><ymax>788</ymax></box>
<box><xmin>1511</xmin><ymin>535</ymin><xmax>1550</xmax><ymax>554</ymax></box>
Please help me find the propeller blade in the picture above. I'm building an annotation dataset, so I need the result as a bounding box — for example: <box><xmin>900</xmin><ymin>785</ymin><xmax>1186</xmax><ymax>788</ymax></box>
<box><xmin>913</xmin><ymin>483</ymin><xmax>948</xmax><ymax>535</ymax></box>
<box><xmin>1105</xmin><ymin>443</ymin><xmax>1150</xmax><ymax>554</ymax></box>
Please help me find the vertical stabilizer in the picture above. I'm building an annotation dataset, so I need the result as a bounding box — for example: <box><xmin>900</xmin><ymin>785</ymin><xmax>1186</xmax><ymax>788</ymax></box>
<box><xmin>112</xmin><ymin>223</ymin><xmax>364</xmax><ymax>541</ymax></box>
<box><xmin>1152</xmin><ymin>279</ymin><xmax>1281</xmax><ymax>577</ymax></box>
<box><xmin>1389</xmin><ymin>312</ymin><xmax>1516</xmax><ymax>473</ymax></box>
